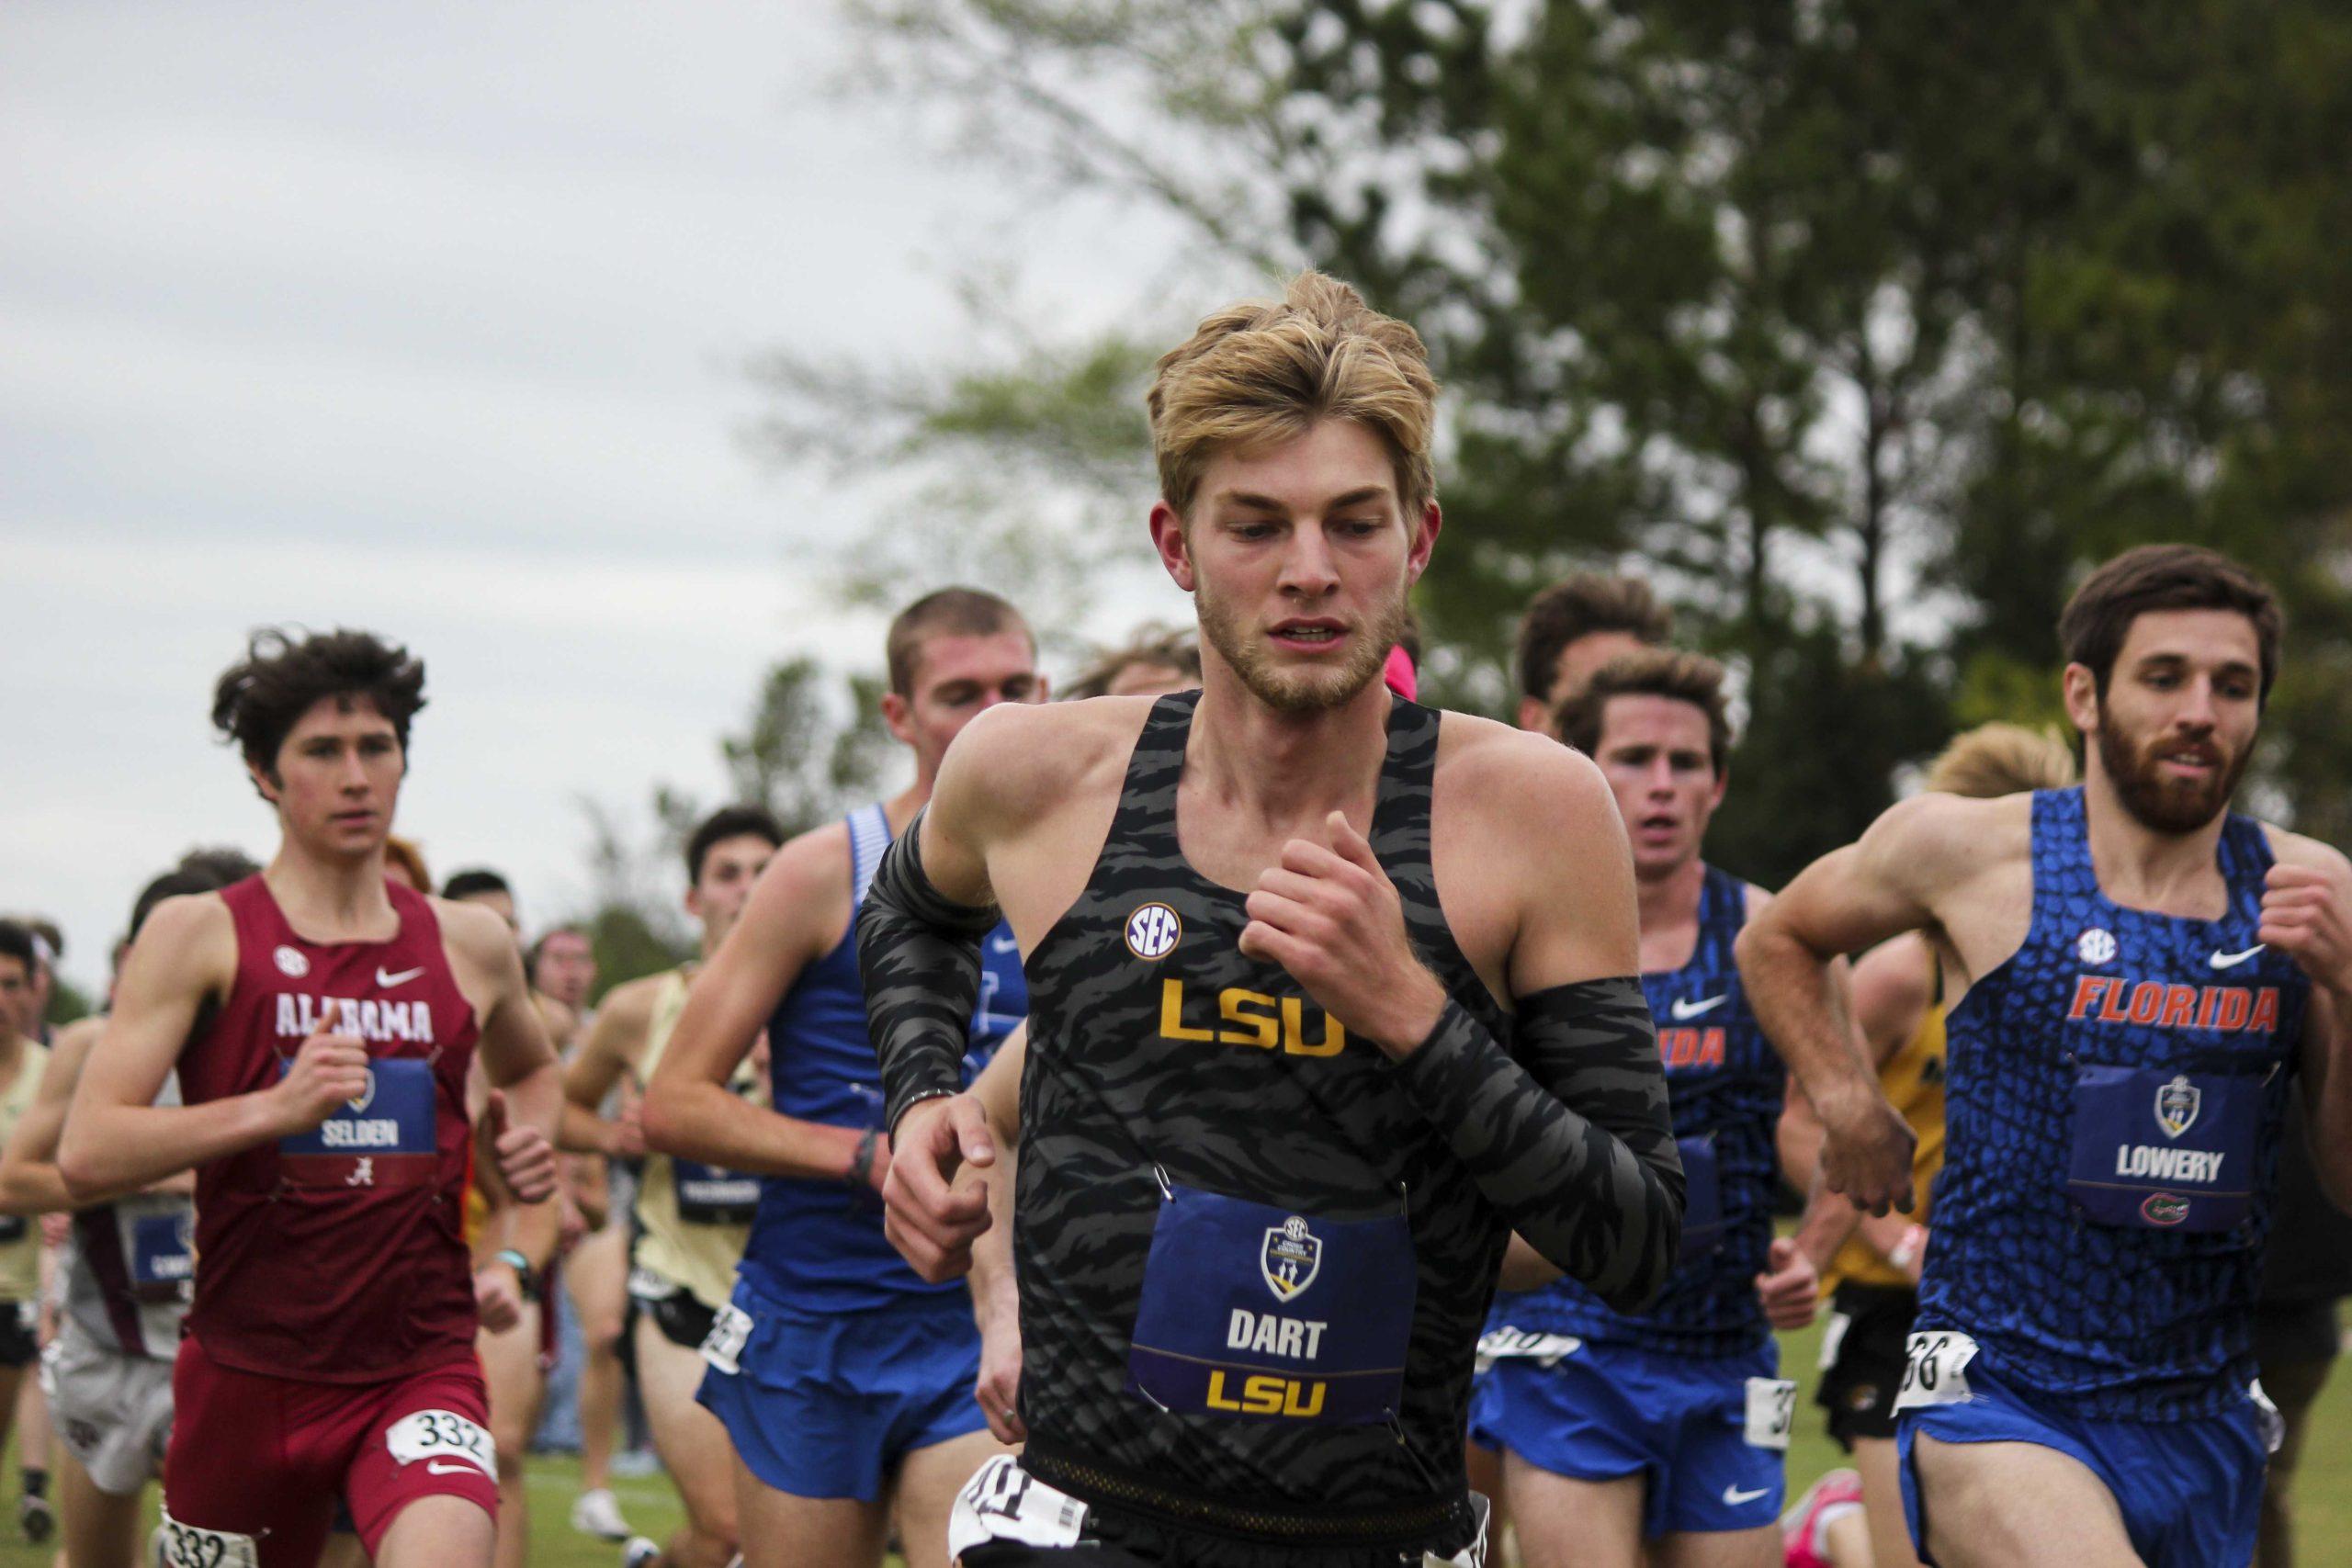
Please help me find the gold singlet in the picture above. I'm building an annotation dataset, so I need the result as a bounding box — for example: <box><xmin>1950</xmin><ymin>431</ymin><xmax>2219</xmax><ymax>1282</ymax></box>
<box><xmin>632</xmin><ymin>970</ymin><xmax>761</xmax><ymax>1311</ymax></box>
<box><xmin>0</xmin><ymin>1040</ymin><xmax>51</xmax><ymax>1301</ymax></box>
<box><xmin>1826</xmin><ymin>1002</ymin><xmax>1946</xmax><ymax>1292</ymax></box>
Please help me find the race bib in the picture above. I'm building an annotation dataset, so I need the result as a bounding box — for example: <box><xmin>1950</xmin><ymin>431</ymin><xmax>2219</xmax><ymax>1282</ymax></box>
<box><xmin>385</xmin><ymin>1409</ymin><xmax>494</xmax><ymax>1479</ymax></box>
<box><xmin>700</xmin><ymin>1301</ymin><xmax>753</xmax><ymax>1376</ymax></box>
<box><xmin>673</xmin><ymin>1159</ymin><xmax>761</xmax><ymax>1225</ymax></box>
<box><xmin>277</xmin><ymin>1056</ymin><xmax>438</xmax><ymax>1188</ymax></box>
<box><xmin>1126</xmin><ymin>1181</ymin><xmax>1415</xmax><ymax>1425</ymax></box>
<box><xmin>626</xmin><ymin>1266</ymin><xmax>676</xmax><ymax>1305</ymax></box>
<box><xmin>1674</xmin><ymin>1133</ymin><xmax>1725</xmax><ymax>1264</ymax></box>
<box><xmin>157</xmin><ymin>1513</ymin><xmax>260</xmax><ymax>1568</ymax></box>
<box><xmin>1474</xmin><ymin>1327</ymin><xmax>1582</xmax><ymax>1375</ymax></box>
<box><xmin>1817</xmin><ymin>1310</ymin><xmax>1852</xmax><ymax>1373</ymax></box>
<box><xmin>946</xmin><ymin>1456</ymin><xmax>1089</xmax><ymax>1561</ymax></box>
<box><xmin>1744</xmin><ymin>1376</ymin><xmax>1797</xmax><ymax>1450</ymax></box>
<box><xmin>1894</xmin><ymin>1330</ymin><xmax>1978</xmax><ymax>1411</ymax></box>
<box><xmin>130</xmin><ymin>1209</ymin><xmax>196</xmax><ymax>1302</ymax></box>
<box><xmin>2066</xmin><ymin>1065</ymin><xmax>2259</xmax><ymax>1232</ymax></box>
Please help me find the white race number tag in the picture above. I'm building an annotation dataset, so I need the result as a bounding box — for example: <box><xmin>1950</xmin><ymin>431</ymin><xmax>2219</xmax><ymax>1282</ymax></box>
<box><xmin>2251</xmin><ymin>1378</ymin><xmax>2284</xmax><ymax>1456</ymax></box>
<box><xmin>1894</xmin><ymin>1331</ymin><xmax>1978</xmax><ymax>1411</ymax></box>
<box><xmin>386</xmin><ymin>1409</ymin><xmax>495</xmax><ymax>1479</ymax></box>
<box><xmin>700</xmin><ymin>1301</ymin><xmax>753</xmax><ymax>1376</ymax></box>
<box><xmin>1474</xmin><ymin>1327</ymin><xmax>1583</xmax><ymax>1375</ymax></box>
<box><xmin>1743</xmin><ymin>1376</ymin><xmax>1797</xmax><ymax>1450</ymax></box>
<box><xmin>157</xmin><ymin>1510</ymin><xmax>260</xmax><ymax>1568</ymax></box>
<box><xmin>1816</xmin><ymin>1310</ymin><xmax>1852</xmax><ymax>1372</ymax></box>
<box><xmin>946</xmin><ymin>1456</ymin><xmax>1088</xmax><ymax>1561</ymax></box>
<box><xmin>626</xmin><ymin>1266</ymin><xmax>675</xmax><ymax>1304</ymax></box>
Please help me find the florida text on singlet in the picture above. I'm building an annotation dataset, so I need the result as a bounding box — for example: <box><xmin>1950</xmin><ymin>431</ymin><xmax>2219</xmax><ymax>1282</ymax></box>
<box><xmin>1495</xmin><ymin>864</ymin><xmax>1781</xmax><ymax>1356</ymax></box>
<box><xmin>1012</xmin><ymin>691</ymin><xmax>1512</xmax><ymax>1516</ymax></box>
<box><xmin>177</xmin><ymin>877</ymin><xmax>481</xmax><ymax>1382</ymax></box>
<box><xmin>1918</xmin><ymin>788</ymin><xmax>2307</xmax><ymax>1420</ymax></box>
<box><xmin>742</xmin><ymin>805</ymin><xmax>1027</xmax><ymax>1313</ymax></box>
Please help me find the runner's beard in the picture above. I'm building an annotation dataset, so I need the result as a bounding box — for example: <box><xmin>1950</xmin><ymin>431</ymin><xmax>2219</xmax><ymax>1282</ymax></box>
<box><xmin>1197</xmin><ymin>577</ymin><xmax>1405</xmax><ymax>714</ymax></box>
<box><xmin>2098</xmin><ymin>717</ymin><xmax>2250</xmax><ymax>834</ymax></box>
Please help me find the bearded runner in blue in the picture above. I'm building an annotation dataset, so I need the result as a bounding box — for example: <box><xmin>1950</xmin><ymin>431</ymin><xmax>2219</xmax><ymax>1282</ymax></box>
<box><xmin>1740</xmin><ymin>546</ymin><xmax>2352</xmax><ymax>1568</ymax></box>
<box><xmin>1475</xmin><ymin>649</ymin><xmax>1810</xmax><ymax>1562</ymax></box>
<box><xmin>640</xmin><ymin>588</ymin><xmax>1042</xmax><ymax>1568</ymax></box>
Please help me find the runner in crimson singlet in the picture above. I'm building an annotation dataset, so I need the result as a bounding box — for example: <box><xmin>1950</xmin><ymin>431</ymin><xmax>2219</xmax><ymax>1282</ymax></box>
<box><xmin>56</xmin><ymin>628</ymin><xmax>562</xmax><ymax>1568</ymax></box>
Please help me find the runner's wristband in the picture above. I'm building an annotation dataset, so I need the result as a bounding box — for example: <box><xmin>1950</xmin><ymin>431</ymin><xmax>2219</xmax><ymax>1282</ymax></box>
<box><xmin>492</xmin><ymin>1247</ymin><xmax>538</xmax><ymax>1303</ymax></box>
<box><xmin>1390</xmin><ymin>978</ymin><xmax>1685</xmax><ymax>1312</ymax></box>
<box><xmin>859</xmin><ymin>810</ymin><xmax>1001</xmax><ymax>1135</ymax></box>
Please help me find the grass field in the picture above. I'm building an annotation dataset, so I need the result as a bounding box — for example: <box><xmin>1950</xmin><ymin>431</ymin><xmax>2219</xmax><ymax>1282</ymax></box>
<box><xmin>0</xmin><ymin>1308</ymin><xmax>2342</xmax><ymax>1565</ymax></box>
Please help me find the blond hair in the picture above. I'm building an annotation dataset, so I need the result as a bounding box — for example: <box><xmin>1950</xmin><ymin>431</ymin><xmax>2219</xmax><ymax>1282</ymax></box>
<box><xmin>1148</xmin><ymin>272</ymin><xmax>1439</xmax><ymax>520</ymax></box>
<box><xmin>1923</xmin><ymin>723</ymin><xmax>2076</xmax><ymax>799</ymax></box>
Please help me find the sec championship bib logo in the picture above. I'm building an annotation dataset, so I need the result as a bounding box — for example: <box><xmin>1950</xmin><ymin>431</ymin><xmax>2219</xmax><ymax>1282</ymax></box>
<box><xmin>1261</xmin><ymin>1216</ymin><xmax>1322</xmax><ymax>1301</ymax></box>
<box><xmin>1125</xmin><ymin>903</ymin><xmax>1181</xmax><ymax>961</ymax></box>
<box><xmin>2155</xmin><ymin>1075</ymin><xmax>2200</xmax><ymax>1139</ymax></box>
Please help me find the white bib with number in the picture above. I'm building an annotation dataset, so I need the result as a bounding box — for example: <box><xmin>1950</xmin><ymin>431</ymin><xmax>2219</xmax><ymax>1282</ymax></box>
<box><xmin>1474</xmin><ymin>1327</ymin><xmax>1583</xmax><ymax>1375</ymax></box>
<box><xmin>1743</xmin><ymin>1376</ymin><xmax>1797</xmax><ymax>1450</ymax></box>
<box><xmin>1894</xmin><ymin>1331</ymin><xmax>1979</xmax><ymax>1412</ymax></box>
<box><xmin>386</xmin><ymin>1409</ymin><xmax>495</xmax><ymax>1479</ymax></box>
<box><xmin>157</xmin><ymin>1511</ymin><xmax>260</xmax><ymax>1568</ymax></box>
<box><xmin>1816</xmin><ymin>1310</ymin><xmax>1852</xmax><ymax>1372</ymax></box>
<box><xmin>947</xmin><ymin>1456</ymin><xmax>1089</xmax><ymax>1561</ymax></box>
<box><xmin>701</xmin><ymin>1301</ymin><xmax>753</xmax><ymax>1376</ymax></box>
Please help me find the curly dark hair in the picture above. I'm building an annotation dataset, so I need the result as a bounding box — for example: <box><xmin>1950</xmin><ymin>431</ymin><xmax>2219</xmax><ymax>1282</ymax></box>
<box><xmin>211</xmin><ymin>628</ymin><xmax>426</xmax><ymax>785</ymax></box>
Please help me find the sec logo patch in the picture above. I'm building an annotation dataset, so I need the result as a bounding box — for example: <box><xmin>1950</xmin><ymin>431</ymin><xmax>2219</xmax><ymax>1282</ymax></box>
<box><xmin>275</xmin><ymin>945</ymin><xmax>310</xmax><ymax>977</ymax></box>
<box><xmin>1125</xmin><ymin>902</ymin><xmax>1182</xmax><ymax>961</ymax></box>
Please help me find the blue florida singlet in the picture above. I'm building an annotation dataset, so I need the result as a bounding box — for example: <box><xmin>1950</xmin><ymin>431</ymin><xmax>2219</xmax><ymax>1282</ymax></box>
<box><xmin>1499</xmin><ymin>864</ymin><xmax>1781</xmax><ymax>1357</ymax></box>
<box><xmin>739</xmin><ymin>803</ymin><xmax>1028</xmax><ymax>1313</ymax></box>
<box><xmin>1918</xmin><ymin>787</ymin><xmax>2307</xmax><ymax>1420</ymax></box>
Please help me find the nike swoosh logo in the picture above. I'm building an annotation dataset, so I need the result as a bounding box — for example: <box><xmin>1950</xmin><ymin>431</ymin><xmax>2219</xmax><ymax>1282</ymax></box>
<box><xmin>1670</xmin><ymin>994</ymin><xmax>1729</xmax><ymax>1020</ymax></box>
<box><xmin>2209</xmin><ymin>946</ymin><xmax>2264</xmax><ymax>970</ymax></box>
<box><xmin>1724</xmin><ymin>1483</ymin><xmax>1770</xmax><ymax>1506</ymax></box>
<box><xmin>377</xmin><ymin>965</ymin><xmax>427</xmax><ymax>988</ymax></box>
<box><xmin>989</xmin><ymin>935</ymin><xmax>1019</xmax><ymax>953</ymax></box>
<box><xmin>425</xmin><ymin>1459</ymin><xmax>484</xmax><ymax>1477</ymax></box>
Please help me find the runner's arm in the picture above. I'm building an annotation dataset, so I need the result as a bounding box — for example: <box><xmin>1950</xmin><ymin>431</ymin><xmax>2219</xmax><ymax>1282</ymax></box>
<box><xmin>60</xmin><ymin>896</ymin><xmax>335</xmax><ymax>1198</ymax></box>
<box><xmin>456</xmin><ymin>905</ymin><xmax>562</xmax><ymax>1203</ymax></box>
<box><xmin>0</xmin><ymin>1018</ymin><xmax>99</xmax><ymax>1214</ymax></box>
<box><xmin>966</xmin><ymin>1026</ymin><xmax>1025</xmax><ymax>1442</ymax></box>
<box><xmin>2261</xmin><ymin>835</ymin><xmax>2352</xmax><ymax>1207</ymax></box>
<box><xmin>643</xmin><ymin>829</ymin><xmax>876</xmax><ymax>1182</ymax></box>
<box><xmin>560</xmin><ymin>978</ymin><xmax>655</xmax><ymax>1156</ymax></box>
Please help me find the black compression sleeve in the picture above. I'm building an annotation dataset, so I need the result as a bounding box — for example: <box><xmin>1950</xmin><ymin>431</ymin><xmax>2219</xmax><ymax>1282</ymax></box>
<box><xmin>1390</xmin><ymin>977</ymin><xmax>1684</xmax><ymax>1312</ymax></box>
<box><xmin>858</xmin><ymin>809</ymin><xmax>1003</xmax><ymax>1135</ymax></box>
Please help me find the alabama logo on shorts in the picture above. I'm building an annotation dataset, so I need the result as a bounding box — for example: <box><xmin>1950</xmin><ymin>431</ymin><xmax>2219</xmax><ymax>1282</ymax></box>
<box><xmin>1261</xmin><ymin>1215</ymin><xmax>1322</xmax><ymax>1301</ymax></box>
<box><xmin>1125</xmin><ymin>903</ymin><xmax>1181</xmax><ymax>961</ymax></box>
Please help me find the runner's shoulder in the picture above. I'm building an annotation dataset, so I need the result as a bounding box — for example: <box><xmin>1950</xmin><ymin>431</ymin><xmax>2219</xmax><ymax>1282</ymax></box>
<box><xmin>1861</xmin><ymin>790</ymin><xmax>2032</xmax><ymax>882</ymax></box>
<box><xmin>122</xmin><ymin>891</ymin><xmax>237</xmax><ymax>990</ymax></box>
<box><xmin>944</xmin><ymin>696</ymin><xmax>1152</xmax><ymax>823</ymax></box>
<box><xmin>433</xmin><ymin>896</ymin><xmax>526</xmax><ymax>972</ymax></box>
<box><xmin>594</xmin><ymin>971</ymin><xmax>672</xmax><ymax>1030</ymax></box>
<box><xmin>1433</xmin><ymin>708</ymin><xmax>1616</xmax><ymax>831</ymax></box>
<box><xmin>2260</xmin><ymin>823</ymin><xmax>2352</xmax><ymax>884</ymax></box>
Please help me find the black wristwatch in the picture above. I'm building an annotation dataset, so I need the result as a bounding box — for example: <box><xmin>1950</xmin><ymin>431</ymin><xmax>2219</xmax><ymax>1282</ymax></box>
<box><xmin>492</xmin><ymin>1247</ymin><xmax>540</xmax><ymax>1303</ymax></box>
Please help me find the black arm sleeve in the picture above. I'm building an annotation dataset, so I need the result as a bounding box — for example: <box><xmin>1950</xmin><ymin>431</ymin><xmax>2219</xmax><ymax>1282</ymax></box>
<box><xmin>1390</xmin><ymin>976</ymin><xmax>1684</xmax><ymax>1313</ymax></box>
<box><xmin>857</xmin><ymin>809</ymin><xmax>1004</xmax><ymax>1135</ymax></box>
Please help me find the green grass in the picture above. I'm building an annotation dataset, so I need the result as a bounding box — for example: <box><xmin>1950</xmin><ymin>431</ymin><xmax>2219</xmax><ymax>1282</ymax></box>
<box><xmin>0</xmin><ymin>1314</ymin><xmax>2340</xmax><ymax>1565</ymax></box>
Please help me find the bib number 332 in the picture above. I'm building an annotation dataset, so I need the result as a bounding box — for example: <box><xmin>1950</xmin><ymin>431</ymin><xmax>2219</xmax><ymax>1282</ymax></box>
<box><xmin>1895</xmin><ymin>1331</ymin><xmax>1978</xmax><ymax>1412</ymax></box>
<box><xmin>387</xmin><ymin>1409</ymin><xmax>494</xmax><ymax>1479</ymax></box>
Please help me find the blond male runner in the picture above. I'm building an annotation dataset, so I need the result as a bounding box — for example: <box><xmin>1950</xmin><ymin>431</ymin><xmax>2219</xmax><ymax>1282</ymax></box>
<box><xmin>562</xmin><ymin>803</ymin><xmax>784</xmax><ymax>1568</ymax></box>
<box><xmin>867</xmin><ymin>273</ymin><xmax>1684</xmax><ymax>1567</ymax></box>
<box><xmin>1739</xmin><ymin>547</ymin><xmax>2352</xmax><ymax>1568</ymax></box>
<box><xmin>641</xmin><ymin>590</ymin><xmax>1041</xmax><ymax>1568</ymax></box>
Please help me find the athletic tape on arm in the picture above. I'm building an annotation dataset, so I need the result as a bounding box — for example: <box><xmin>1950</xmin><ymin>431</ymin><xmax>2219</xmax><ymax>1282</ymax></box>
<box><xmin>1392</xmin><ymin>976</ymin><xmax>1684</xmax><ymax>1312</ymax></box>
<box><xmin>859</xmin><ymin>810</ymin><xmax>1002</xmax><ymax>1134</ymax></box>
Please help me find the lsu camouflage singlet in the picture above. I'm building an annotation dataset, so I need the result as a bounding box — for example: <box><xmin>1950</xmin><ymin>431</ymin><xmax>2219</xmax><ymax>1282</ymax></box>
<box><xmin>1009</xmin><ymin>690</ymin><xmax>1511</xmax><ymax>1541</ymax></box>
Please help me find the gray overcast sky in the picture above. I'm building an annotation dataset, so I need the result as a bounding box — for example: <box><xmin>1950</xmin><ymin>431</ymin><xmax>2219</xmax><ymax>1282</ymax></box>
<box><xmin>3</xmin><ymin>1</ymin><xmax>1191</xmax><ymax>995</ymax></box>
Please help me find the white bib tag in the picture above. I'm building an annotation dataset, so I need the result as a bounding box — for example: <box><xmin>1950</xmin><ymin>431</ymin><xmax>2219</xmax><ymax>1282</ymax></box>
<box><xmin>1743</xmin><ymin>1376</ymin><xmax>1797</xmax><ymax>1450</ymax></box>
<box><xmin>947</xmin><ymin>1456</ymin><xmax>1089</xmax><ymax>1561</ymax></box>
<box><xmin>157</xmin><ymin>1511</ymin><xmax>261</xmax><ymax>1568</ymax></box>
<box><xmin>627</xmin><ymin>1266</ymin><xmax>677</xmax><ymax>1304</ymax></box>
<box><xmin>1894</xmin><ymin>1330</ymin><xmax>1979</xmax><ymax>1412</ymax></box>
<box><xmin>1817</xmin><ymin>1309</ymin><xmax>1852</xmax><ymax>1372</ymax></box>
<box><xmin>2250</xmin><ymin>1378</ymin><xmax>2284</xmax><ymax>1455</ymax></box>
<box><xmin>700</xmin><ymin>1301</ymin><xmax>753</xmax><ymax>1376</ymax></box>
<box><xmin>385</xmin><ymin>1409</ymin><xmax>495</xmax><ymax>1479</ymax></box>
<box><xmin>1474</xmin><ymin>1327</ymin><xmax>1583</xmax><ymax>1375</ymax></box>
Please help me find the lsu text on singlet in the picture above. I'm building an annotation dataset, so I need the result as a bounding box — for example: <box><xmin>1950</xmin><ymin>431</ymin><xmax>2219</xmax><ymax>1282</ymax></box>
<box><xmin>1008</xmin><ymin>692</ymin><xmax>1508</xmax><ymax>1543</ymax></box>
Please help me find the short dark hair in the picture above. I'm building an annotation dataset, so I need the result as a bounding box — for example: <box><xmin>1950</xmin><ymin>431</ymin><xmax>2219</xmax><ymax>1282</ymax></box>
<box><xmin>0</xmin><ymin>921</ymin><xmax>34</xmax><ymax>984</ymax></box>
<box><xmin>1515</xmin><ymin>574</ymin><xmax>1673</xmax><ymax>705</ymax></box>
<box><xmin>176</xmin><ymin>845</ymin><xmax>261</xmax><ymax>886</ymax></box>
<box><xmin>1555</xmin><ymin>648</ymin><xmax>1733</xmax><ymax>774</ymax></box>
<box><xmin>1061</xmin><ymin>625</ymin><xmax>1203</xmax><ymax>701</ymax></box>
<box><xmin>211</xmin><ymin>627</ymin><xmax>427</xmax><ymax>784</ymax></box>
<box><xmin>2059</xmin><ymin>545</ymin><xmax>2284</xmax><ymax>705</ymax></box>
<box><xmin>130</xmin><ymin>856</ymin><xmax>248</xmax><ymax>943</ymax></box>
<box><xmin>885</xmin><ymin>589</ymin><xmax>1032</xmax><ymax>698</ymax></box>
<box><xmin>441</xmin><ymin>868</ymin><xmax>512</xmax><ymax>902</ymax></box>
<box><xmin>685</xmin><ymin>804</ymin><xmax>786</xmax><ymax>884</ymax></box>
